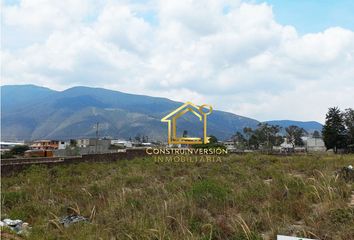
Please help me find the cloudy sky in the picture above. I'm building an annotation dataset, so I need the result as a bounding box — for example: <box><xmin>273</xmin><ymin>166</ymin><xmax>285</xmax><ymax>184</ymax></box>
<box><xmin>2</xmin><ymin>0</ymin><xmax>354</xmax><ymax>123</ymax></box>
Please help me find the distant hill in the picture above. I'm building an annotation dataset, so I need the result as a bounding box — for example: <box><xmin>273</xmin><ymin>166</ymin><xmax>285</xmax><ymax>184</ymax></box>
<box><xmin>264</xmin><ymin>120</ymin><xmax>323</xmax><ymax>133</ymax></box>
<box><xmin>1</xmin><ymin>85</ymin><xmax>259</xmax><ymax>141</ymax></box>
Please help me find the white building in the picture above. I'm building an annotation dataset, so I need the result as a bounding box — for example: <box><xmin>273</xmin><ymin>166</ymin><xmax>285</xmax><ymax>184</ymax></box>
<box><xmin>111</xmin><ymin>139</ymin><xmax>133</xmax><ymax>148</ymax></box>
<box><xmin>306</xmin><ymin>137</ymin><xmax>326</xmax><ymax>152</ymax></box>
<box><xmin>223</xmin><ymin>140</ymin><xmax>237</xmax><ymax>152</ymax></box>
<box><xmin>58</xmin><ymin>141</ymin><xmax>69</xmax><ymax>150</ymax></box>
<box><xmin>76</xmin><ymin>138</ymin><xmax>111</xmax><ymax>153</ymax></box>
<box><xmin>77</xmin><ymin>138</ymin><xmax>94</xmax><ymax>148</ymax></box>
<box><xmin>273</xmin><ymin>138</ymin><xmax>294</xmax><ymax>152</ymax></box>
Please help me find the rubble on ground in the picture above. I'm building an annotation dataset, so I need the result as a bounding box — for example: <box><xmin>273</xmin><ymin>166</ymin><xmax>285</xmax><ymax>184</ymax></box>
<box><xmin>0</xmin><ymin>219</ymin><xmax>30</xmax><ymax>235</ymax></box>
<box><xmin>59</xmin><ymin>215</ymin><xmax>89</xmax><ymax>228</ymax></box>
<box><xmin>338</xmin><ymin>165</ymin><xmax>354</xmax><ymax>182</ymax></box>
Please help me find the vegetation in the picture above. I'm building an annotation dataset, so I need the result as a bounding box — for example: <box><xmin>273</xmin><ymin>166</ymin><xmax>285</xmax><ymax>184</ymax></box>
<box><xmin>1</xmin><ymin>145</ymin><xmax>30</xmax><ymax>159</ymax></box>
<box><xmin>193</xmin><ymin>135</ymin><xmax>226</xmax><ymax>149</ymax></box>
<box><xmin>285</xmin><ymin>125</ymin><xmax>307</xmax><ymax>147</ymax></box>
<box><xmin>323</xmin><ymin>107</ymin><xmax>354</xmax><ymax>152</ymax></box>
<box><xmin>1</xmin><ymin>154</ymin><xmax>354</xmax><ymax>239</ymax></box>
<box><xmin>232</xmin><ymin>123</ymin><xmax>306</xmax><ymax>150</ymax></box>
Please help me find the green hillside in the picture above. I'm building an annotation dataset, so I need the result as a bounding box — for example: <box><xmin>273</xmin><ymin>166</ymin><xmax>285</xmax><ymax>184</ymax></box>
<box><xmin>1</xmin><ymin>85</ymin><xmax>259</xmax><ymax>141</ymax></box>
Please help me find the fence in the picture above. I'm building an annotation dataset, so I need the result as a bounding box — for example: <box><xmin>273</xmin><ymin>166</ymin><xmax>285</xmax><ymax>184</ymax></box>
<box><xmin>1</xmin><ymin>149</ymin><xmax>147</xmax><ymax>176</ymax></box>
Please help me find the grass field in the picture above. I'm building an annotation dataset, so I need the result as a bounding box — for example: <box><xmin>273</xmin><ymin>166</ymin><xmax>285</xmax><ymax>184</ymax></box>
<box><xmin>1</xmin><ymin>154</ymin><xmax>354</xmax><ymax>240</ymax></box>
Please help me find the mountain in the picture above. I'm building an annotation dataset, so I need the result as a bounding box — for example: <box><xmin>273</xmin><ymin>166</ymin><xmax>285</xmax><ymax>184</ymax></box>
<box><xmin>1</xmin><ymin>85</ymin><xmax>259</xmax><ymax>141</ymax></box>
<box><xmin>264</xmin><ymin>120</ymin><xmax>323</xmax><ymax>133</ymax></box>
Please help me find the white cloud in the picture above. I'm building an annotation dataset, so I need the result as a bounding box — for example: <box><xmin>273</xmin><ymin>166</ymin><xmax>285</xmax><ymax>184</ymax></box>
<box><xmin>2</xmin><ymin>0</ymin><xmax>354</xmax><ymax>123</ymax></box>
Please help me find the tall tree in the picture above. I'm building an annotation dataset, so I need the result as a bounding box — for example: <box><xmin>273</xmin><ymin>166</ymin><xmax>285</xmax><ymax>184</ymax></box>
<box><xmin>269</xmin><ymin>125</ymin><xmax>282</xmax><ymax>146</ymax></box>
<box><xmin>285</xmin><ymin>125</ymin><xmax>306</xmax><ymax>147</ymax></box>
<box><xmin>312</xmin><ymin>130</ymin><xmax>320</xmax><ymax>138</ymax></box>
<box><xmin>322</xmin><ymin>107</ymin><xmax>347</xmax><ymax>153</ymax></box>
<box><xmin>243</xmin><ymin>127</ymin><xmax>253</xmax><ymax>149</ymax></box>
<box><xmin>255</xmin><ymin>123</ymin><xmax>282</xmax><ymax>149</ymax></box>
<box><xmin>232</xmin><ymin>131</ymin><xmax>246</xmax><ymax>149</ymax></box>
<box><xmin>344</xmin><ymin>108</ymin><xmax>354</xmax><ymax>147</ymax></box>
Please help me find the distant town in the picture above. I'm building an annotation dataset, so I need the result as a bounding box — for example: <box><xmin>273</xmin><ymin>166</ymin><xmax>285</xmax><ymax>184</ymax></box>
<box><xmin>0</xmin><ymin>129</ymin><xmax>326</xmax><ymax>159</ymax></box>
<box><xmin>1</xmin><ymin>106</ymin><xmax>353</xmax><ymax>160</ymax></box>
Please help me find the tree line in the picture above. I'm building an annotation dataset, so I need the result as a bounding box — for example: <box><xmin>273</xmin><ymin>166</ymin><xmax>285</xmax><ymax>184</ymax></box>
<box><xmin>232</xmin><ymin>123</ymin><xmax>308</xmax><ymax>150</ymax></box>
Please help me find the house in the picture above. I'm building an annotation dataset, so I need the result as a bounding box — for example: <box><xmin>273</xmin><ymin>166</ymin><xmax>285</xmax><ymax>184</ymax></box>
<box><xmin>223</xmin><ymin>140</ymin><xmax>237</xmax><ymax>152</ymax></box>
<box><xmin>77</xmin><ymin>138</ymin><xmax>96</xmax><ymax>148</ymax></box>
<box><xmin>58</xmin><ymin>141</ymin><xmax>69</xmax><ymax>150</ymax></box>
<box><xmin>111</xmin><ymin>139</ymin><xmax>133</xmax><ymax>148</ymax></box>
<box><xmin>76</xmin><ymin>138</ymin><xmax>111</xmax><ymax>154</ymax></box>
<box><xmin>306</xmin><ymin>137</ymin><xmax>326</xmax><ymax>152</ymax></box>
<box><xmin>141</xmin><ymin>142</ymin><xmax>153</xmax><ymax>147</ymax></box>
<box><xmin>272</xmin><ymin>138</ymin><xmax>294</xmax><ymax>153</ymax></box>
<box><xmin>31</xmin><ymin>140</ymin><xmax>59</xmax><ymax>150</ymax></box>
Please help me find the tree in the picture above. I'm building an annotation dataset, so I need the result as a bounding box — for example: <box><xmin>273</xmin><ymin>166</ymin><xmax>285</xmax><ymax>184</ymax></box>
<box><xmin>208</xmin><ymin>135</ymin><xmax>218</xmax><ymax>144</ymax></box>
<box><xmin>10</xmin><ymin>145</ymin><xmax>29</xmax><ymax>156</ymax></box>
<box><xmin>135</xmin><ymin>134</ymin><xmax>141</xmax><ymax>142</ymax></box>
<box><xmin>70</xmin><ymin>139</ymin><xmax>77</xmax><ymax>147</ymax></box>
<box><xmin>182</xmin><ymin>130</ymin><xmax>188</xmax><ymax>137</ymax></box>
<box><xmin>322</xmin><ymin>107</ymin><xmax>347</xmax><ymax>153</ymax></box>
<box><xmin>252</xmin><ymin>123</ymin><xmax>282</xmax><ymax>149</ymax></box>
<box><xmin>249</xmin><ymin>134</ymin><xmax>259</xmax><ymax>150</ymax></box>
<box><xmin>243</xmin><ymin>127</ymin><xmax>253</xmax><ymax>149</ymax></box>
<box><xmin>312</xmin><ymin>130</ymin><xmax>320</xmax><ymax>138</ymax></box>
<box><xmin>253</xmin><ymin>123</ymin><xmax>269</xmax><ymax>149</ymax></box>
<box><xmin>344</xmin><ymin>108</ymin><xmax>354</xmax><ymax>147</ymax></box>
<box><xmin>192</xmin><ymin>135</ymin><xmax>224</xmax><ymax>149</ymax></box>
<box><xmin>269</xmin><ymin>125</ymin><xmax>282</xmax><ymax>146</ymax></box>
<box><xmin>285</xmin><ymin>125</ymin><xmax>306</xmax><ymax>147</ymax></box>
<box><xmin>232</xmin><ymin>131</ymin><xmax>246</xmax><ymax>149</ymax></box>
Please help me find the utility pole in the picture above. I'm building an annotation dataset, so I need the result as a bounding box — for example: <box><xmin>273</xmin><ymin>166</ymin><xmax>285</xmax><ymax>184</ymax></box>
<box><xmin>95</xmin><ymin>122</ymin><xmax>99</xmax><ymax>153</ymax></box>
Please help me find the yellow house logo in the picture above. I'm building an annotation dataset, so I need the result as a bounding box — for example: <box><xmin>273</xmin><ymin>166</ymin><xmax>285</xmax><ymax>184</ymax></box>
<box><xmin>161</xmin><ymin>102</ymin><xmax>213</xmax><ymax>145</ymax></box>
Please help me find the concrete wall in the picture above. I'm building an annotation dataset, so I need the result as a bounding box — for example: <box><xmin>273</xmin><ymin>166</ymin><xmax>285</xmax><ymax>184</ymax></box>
<box><xmin>1</xmin><ymin>149</ymin><xmax>147</xmax><ymax>176</ymax></box>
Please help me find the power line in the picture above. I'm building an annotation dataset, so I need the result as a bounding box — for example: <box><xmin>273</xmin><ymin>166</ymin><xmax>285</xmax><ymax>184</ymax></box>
<box><xmin>95</xmin><ymin>122</ymin><xmax>99</xmax><ymax>153</ymax></box>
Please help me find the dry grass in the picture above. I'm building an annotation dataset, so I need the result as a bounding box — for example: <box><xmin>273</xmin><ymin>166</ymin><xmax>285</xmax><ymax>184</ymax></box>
<box><xmin>1</xmin><ymin>153</ymin><xmax>354</xmax><ymax>239</ymax></box>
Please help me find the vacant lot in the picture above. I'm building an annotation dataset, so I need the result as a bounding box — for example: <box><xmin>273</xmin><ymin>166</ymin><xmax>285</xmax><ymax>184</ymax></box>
<box><xmin>1</xmin><ymin>154</ymin><xmax>354</xmax><ymax>240</ymax></box>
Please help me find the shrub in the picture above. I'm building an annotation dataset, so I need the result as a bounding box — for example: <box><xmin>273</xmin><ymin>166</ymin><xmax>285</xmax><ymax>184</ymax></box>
<box><xmin>329</xmin><ymin>208</ymin><xmax>354</xmax><ymax>224</ymax></box>
<box><xmin>10</xmin><ymin>145</ymin><xmax>30</xmax><ymax>155</ymax></box>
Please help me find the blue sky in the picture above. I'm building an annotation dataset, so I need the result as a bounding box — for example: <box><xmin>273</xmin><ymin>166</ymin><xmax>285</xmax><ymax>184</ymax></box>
<box><xmin>2</xmin><ymin>0</ymin><xmax>354</xmax><ymax>122</ymax></box>
<box><xmin>252</xmin><ymin>0</ymin><xmax>354</xmax><ymax>34</ymax></box>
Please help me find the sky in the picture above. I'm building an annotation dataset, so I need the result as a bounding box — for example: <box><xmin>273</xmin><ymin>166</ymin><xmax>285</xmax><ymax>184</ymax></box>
<box><xmin>1</xmin><ymin>0</ymin><xmax>354</xmax><ymax>123</ymax></box>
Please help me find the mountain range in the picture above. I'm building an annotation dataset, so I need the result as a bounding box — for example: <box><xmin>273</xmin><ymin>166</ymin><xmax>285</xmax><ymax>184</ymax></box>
<box><xmin>0</xmin><ymin>85</ymin><xmax>323</xmax><ymax>141</ymax></box>
<box><xmin>264</xmin><ymin>120</ymin><xmax>323</xmax><ymax>134</ymax></box>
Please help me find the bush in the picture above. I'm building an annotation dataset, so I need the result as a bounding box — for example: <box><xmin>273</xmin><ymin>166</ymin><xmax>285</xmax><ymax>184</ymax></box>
<box><xmin>329</xmin><ymin>208</ymin><xmax>354</xmax><ymax>224</ymax></box>
<box><xmin>1</xmin><ymin>151</ymin><xmax>14</xmax><ymax>159</ymax></box>
<box><xmin>10</xmin><ymin>145</ymin><xmax>29</xmax><ymax>155</ymax></box>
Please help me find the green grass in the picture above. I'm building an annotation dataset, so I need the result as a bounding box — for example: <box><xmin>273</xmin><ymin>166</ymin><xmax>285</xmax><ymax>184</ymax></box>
<box><xmin>1</xmin><ymin>154</ymin><xmax>354</xmax><ymax>239</ymax></box>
